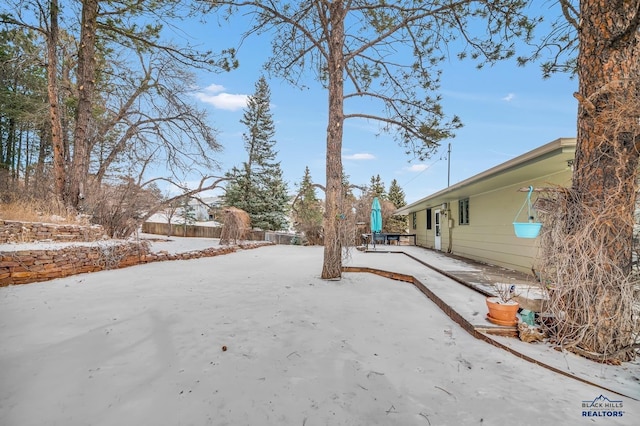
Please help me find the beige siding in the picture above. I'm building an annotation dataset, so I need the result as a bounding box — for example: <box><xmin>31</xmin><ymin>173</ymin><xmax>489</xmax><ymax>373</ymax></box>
<box><xmin>397</xmin><ymin>139</ymin><xmax>577</xmax><ymax>275</ymax></box>
<box><xmin>447</xmin><ymin>171</ymin><xmax>571</xmax><ymax>273</ymax></box>
<box><xmin>411</xmin><ymin>208</ymin><xmax>444</xmax><ymax>252</ymax></box>
<box><xmin>415</xmin><ymin>210</ymin><xmax>428</xmax><ymax>247</ymax></box>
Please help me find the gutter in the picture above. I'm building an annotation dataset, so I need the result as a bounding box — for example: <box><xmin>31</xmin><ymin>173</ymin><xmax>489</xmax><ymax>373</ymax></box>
<box><xmin>395</xmin><ymin>138</ymin><xmax>576</xmax><ymax>216</ymax></box>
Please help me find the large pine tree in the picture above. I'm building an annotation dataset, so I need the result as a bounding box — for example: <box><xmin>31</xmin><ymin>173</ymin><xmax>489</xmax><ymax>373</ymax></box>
<box><xmin>224</xmin><ymin>77</ymin><xmax>289</xmax><ymax>231</ymax></box>
<box><xmin>535</xmin><ymin>0</ymin><xmax>640</xmax><ymax>363</ymax></box>
<box><xmin>206</xmin><ymin>1</ymin><xmax>535</xmax><ymax>279</ymax></box>
<box><xmin>368</xmin><ymin>175</ymin><xmax>386</xmax><ymax>199</ymax></box>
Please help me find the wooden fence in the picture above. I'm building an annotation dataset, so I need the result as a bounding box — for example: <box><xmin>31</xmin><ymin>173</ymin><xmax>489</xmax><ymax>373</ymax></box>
<box><xmin>142</xmin><ymin>222</ymin><xmax>265</xmax><ymax>241</ymax></box>
<box><xmin>264</xmin><ymin>232</ymin><xmax>301</xmax><ymax>245</ymax></box>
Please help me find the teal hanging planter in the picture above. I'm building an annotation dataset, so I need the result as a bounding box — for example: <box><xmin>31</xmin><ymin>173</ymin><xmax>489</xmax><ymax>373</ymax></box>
<box><xmin>513</xmin><ymin>222</ymin><xmax>542</xmax><ymax>238</ymax></box>
<box><xmin>513</xmin><ymin>186</ymin><xmax>541</xmax><ymax>238</ymax></box>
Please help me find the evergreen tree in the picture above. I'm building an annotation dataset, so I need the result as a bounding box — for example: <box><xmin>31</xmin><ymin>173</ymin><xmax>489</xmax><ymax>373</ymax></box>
<box><xmin>342</xmin><ymin>172</ymin><xmax>355</xmax><ymax>200</ymax></box>
<box><xmin>387</xmin><ymin>179</ymin><xmax>407</xmax><ymax>233</ymax></box>
<box><xmin>0</xmin><ymin>27</ymin><xmax>48</xmax><ymax>187</ymax></box>
<box><xmin>292</xmin><ymin>166</ymin><xmax>323</xmax><ymax>245</ymax></box>
<box><xmin>224</xmin><ymin>76</ymin><xmax>289</xmax><ymax>230</ymax></box>
<box><xmin>368</xmin><ymin>175</ymin><xmax>386</xmax><ymax>199</ymax></box>
<box><xmin>341</xmin><ymin>171</ymin><xmax>357</xmax><ymax>216</ymax></box>
<box><xmin>387</xmin><ymin>179</ymin><xmax>406</xmax><ymax>210</ymax></box>
<box><xmin>177</xmin><ymin>195</ymin><xmax>196</xmax><ymax>236</ymax></box>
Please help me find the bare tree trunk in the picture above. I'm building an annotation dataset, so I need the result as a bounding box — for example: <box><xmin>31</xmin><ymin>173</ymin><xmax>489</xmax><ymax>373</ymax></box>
<box><xmin>23</xmin><ymin>129</ymin><xmax>30</xmax><ymax>188</ymax></box>
<box><xmin>69</xmin><ymin>0</ymin><xmax>99</xmax><ymax>209</ymax></box>
<box><xmin>47</xmin><ymin>0</ymin><xmax>66</xmax><ymax>203</ymax></box>
<box><xmin>5</xmin><ymin>118</ymin><xmax>15</xmax><ymax>178</ymax></box>
<box><xmin>321</xmin><ymin>1</ymin><xmax>346</xmax><ymax>280</ymax></box>
<box><xmin>14</xmin><ymin>122</ymin><xmax>21</xmax><ymax>180</ymax></box>
<box><xmin>566</xmin><ymin>0</ymin><xmax>640</xmax><ymax>360</ymax></box>
<box><xmin>34</xmin><ymin>125</ymin><xmax>49</xmax><ymax>189</ymax></box>
<box><xmin>60</xmin><ymin>43</ymin><xmax>73</xmax><ymax>175</ymax></box>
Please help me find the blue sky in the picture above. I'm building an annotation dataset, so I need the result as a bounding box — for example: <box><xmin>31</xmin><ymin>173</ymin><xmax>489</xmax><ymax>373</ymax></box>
<box><xmin>177</xmin><ymin>7</ymin><xmax>578</xmax><ymax>204</ymax></box>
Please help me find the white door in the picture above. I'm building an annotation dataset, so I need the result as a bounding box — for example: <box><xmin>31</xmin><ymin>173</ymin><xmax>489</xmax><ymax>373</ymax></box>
<box><xmin>434</xmin><ymin>209</ymin><xmax>442</xmax><ymax>250</ymax></box>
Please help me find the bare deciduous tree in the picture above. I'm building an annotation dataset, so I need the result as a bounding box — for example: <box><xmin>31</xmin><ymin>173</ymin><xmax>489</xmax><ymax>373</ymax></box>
<box><xmin>90</xmin><ymin>49</ymin><xmax>222</xmax><ymax>190</ymax></box>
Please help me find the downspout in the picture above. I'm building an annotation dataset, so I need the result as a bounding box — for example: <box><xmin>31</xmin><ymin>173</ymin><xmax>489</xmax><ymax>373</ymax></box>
<box><xmin>447</xmin><ymin>143</ymin><xmax>452</xmax><ymax>253</ymax></box>
<box><xmin>447</xmin><ymin>210</ymin><xmax>453</xmax><ymax>253</ymax></box>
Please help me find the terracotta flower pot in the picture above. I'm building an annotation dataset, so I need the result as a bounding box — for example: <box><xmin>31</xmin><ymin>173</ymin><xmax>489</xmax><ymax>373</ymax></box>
<box><xmin>486</xmin><ymin>296</ymin><xmax>519</xmax><ymax>326</ymax></box>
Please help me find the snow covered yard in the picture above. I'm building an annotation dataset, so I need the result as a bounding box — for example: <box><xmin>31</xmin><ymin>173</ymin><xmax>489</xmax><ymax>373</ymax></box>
<box><xmin>1</xmin><ymin>244</ymin><xmax>638</xmax><ymax>425</ymax></box>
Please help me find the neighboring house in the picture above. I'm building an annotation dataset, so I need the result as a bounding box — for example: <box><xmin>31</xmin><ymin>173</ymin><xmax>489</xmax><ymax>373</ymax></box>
<box><xmin>395</xmin><ymin>138</ymin><xmax>577</xmax><ymax>274</ymax></box>
<box><xmin>192</xmin><ymin>196</ymin><xmax>223</xmax><ymax>221</ymax></box>
<box><xmin>144</xmin><ymin>196</ymin><xmax>223</xmax><ymax>225</ymax></box>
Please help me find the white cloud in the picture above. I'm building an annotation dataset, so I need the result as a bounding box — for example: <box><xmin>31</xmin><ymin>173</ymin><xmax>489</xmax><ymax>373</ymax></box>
<box><xmin>343</xmin><ymin>153</ymin><xmax>376</xmax><ymax>160</ymax></box>
<box><xmin>407</xmin><ymin>164</ymin><xmax>429</xmax><ymax>172</ymax></box>
<box><xmin>502</xmin><ymin>93</ymin><xmax>516</xmax><ymax>102</ymax></box>
<box><xmin>203</xmin><ymin>83</ymin><xmax>225</xmax><ymax>93</ymax></box>
<box><xmin>194</xmin><ymin>84</ymin><xmax>249</xmax><ymax>111</ymax></box>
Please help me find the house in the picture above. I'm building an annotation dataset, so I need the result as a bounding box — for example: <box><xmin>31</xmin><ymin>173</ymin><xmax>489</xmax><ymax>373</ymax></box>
<box><xmin>191</xmin><ymin>196</ymin><xmax>223</xmax><ymax>222</ymax></box>
<box><xmin>394</xmin><ymin>138</ymin><xmax>577</xmax><ymax>274</ymax></box>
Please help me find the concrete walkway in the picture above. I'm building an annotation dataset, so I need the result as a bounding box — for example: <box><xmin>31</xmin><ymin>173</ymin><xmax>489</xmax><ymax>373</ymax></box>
<box><xmin>343</xmin><ymin>245</ymin><xmax>640</xmax><ymax>401</ymax></box>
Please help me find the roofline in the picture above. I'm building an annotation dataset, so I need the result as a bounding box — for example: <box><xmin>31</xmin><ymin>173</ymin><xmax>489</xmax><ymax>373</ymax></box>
<box><xmin>396</xmin><ymin>137</ymin><xmax>576</xmax><ymax>215</ymax></box>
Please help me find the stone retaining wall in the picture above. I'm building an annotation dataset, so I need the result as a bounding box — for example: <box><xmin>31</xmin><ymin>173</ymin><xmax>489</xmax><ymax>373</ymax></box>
<box><xmin>0</xmin><ymin>241</ymin><xmax>272</xmax><ymax>286</ymax></box>
<box><xmin>0</xmin><ymin>220</ymin><xmax>106</xmax><ymax>244</ymax></box>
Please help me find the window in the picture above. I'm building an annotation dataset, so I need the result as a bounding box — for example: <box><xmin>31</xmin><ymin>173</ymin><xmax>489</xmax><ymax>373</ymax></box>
<box><xmin>459</xmin><ymin>198</ymin><xmax>469</xmax><ymax>225</ymax></box>
<box><xmin>412</xmin><ymin>212</ymin><xmax>417</xmax><ymax>230</ymax></box>
<box><xmin>426</xmin><ymin>208</ymin><xmax>432</xmax><ymax>230</ymax></box>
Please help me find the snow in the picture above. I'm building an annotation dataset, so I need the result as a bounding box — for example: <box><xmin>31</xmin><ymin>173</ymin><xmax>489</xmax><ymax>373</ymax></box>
<box><xmin>0</xmin><ymin>233</ymin><xmax>216</xmax><ymax>254</ymax></box>
<box><xmin>1</xmin><ymin>237</ymin><xmax>639</xmax><ymax>425</ymax></box>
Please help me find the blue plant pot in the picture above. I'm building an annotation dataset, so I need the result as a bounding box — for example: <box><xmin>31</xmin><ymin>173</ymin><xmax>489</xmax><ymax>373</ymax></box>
<box><xmin>513</xmin><ymin>222</ymin><xmax>542</xmax><ymax>238</ymax></box>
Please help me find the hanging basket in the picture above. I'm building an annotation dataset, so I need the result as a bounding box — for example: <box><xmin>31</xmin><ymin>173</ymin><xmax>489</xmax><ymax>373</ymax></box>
<box><xmin>513</xmin><ymin>222</ymin><xmax>542</xmax><ymax>238</ymax></box>
<box><xmin>513</xmin><ymin>186</ymin><xmax>541</xmax><ymax>239</ymax></box>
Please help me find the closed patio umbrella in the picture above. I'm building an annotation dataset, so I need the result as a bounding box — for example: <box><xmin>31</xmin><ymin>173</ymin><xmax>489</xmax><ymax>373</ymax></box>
<box><xmin>370</xmin><ymin>197</ymin><xmax>382</xmax><ymax>249</ymax></box>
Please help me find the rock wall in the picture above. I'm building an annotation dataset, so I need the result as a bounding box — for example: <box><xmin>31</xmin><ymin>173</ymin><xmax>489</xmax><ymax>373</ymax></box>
<box><xmin>0</xmin><ymin>219</ymin><xmax>106</xmax><ymax>244</ymax></box>
<box><xmin>0</xmin><ymin>241</ymin><xmax>271</xmax><ymax>286</ymax></box>
<box><xmin>0</xmin><ymin>220</ymin><xmax>272</xmax><ymax>286</ymax></box>
<box><xmin>0</xmin><ymin>242</ymin><xmax>147</xmax><ymax>285</ymax></box>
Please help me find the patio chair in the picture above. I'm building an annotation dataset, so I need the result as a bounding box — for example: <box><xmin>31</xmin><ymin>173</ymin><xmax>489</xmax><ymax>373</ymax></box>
<box><xmin>372</xmin><ymin>231</ymin><xmax>385</xmax><ymax>249</ymax></box>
